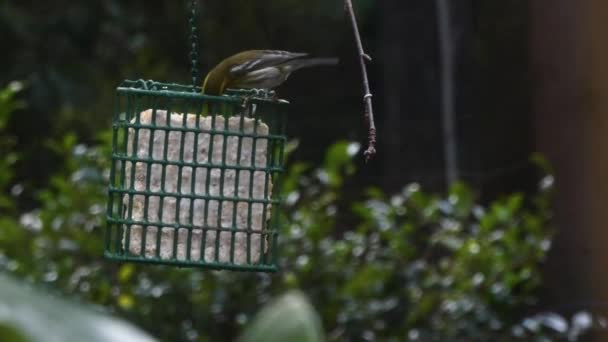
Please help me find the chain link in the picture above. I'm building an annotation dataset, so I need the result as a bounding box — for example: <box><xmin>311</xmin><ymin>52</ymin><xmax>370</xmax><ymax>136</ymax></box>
<box><xmin>188</xmin><ymin>0</ymin><xmax>200</xmax><ymax>89</ymax></box>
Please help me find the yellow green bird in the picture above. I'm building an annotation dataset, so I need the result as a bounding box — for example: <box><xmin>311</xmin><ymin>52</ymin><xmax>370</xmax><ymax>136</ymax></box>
<box><xmin>201</xmin><ymin>50</ymin><xmax>339</xmax><ymax>96</ymax></box>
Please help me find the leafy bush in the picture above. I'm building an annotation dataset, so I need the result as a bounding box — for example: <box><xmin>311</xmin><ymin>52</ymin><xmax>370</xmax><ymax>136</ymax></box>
<box><xmin>278</xmin><ymin>142</ymin><xmax>593</xmax><ymax>341</ymax></box>
<box><xmin>0</xmin><ymin>83</ymin><xmax>597</xmax><ymax>340</ymax></box>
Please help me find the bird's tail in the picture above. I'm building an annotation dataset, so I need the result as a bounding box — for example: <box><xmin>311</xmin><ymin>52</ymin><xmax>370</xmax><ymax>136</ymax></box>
<box><xmin>290</xmin><ymin>57</ymin><xmax>339</xmax><ymax>71</ymax></box>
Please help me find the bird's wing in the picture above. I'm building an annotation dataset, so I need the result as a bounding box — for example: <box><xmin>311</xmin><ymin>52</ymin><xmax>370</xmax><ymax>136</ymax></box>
<box><xmin>230</xmin><ymin>67</ymin><xmax>283</xmax><ymax>89</ymax></box>
<box><xmin>228</xmin><ymin>50</ymin><xmax>308</xmax><ymax>77</ymax></box>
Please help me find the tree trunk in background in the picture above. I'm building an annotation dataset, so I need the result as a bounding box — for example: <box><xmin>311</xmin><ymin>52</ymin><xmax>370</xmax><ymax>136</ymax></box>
<box><xmin>378</xmin><ymin>1</ymin><xmax>477</xmax><ymax>192</ymax></box>
<box><xmin>531</xmin><ymin>0</ymin><xmax>608</xmax><ymax>336</ymax></box>
<box><xmin>436</xmin><ymin>0</ymin><xmax>459</xmax><ymax>186</ymax></box>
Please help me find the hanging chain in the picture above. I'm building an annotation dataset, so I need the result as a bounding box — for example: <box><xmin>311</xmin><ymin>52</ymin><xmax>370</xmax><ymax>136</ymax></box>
<box><xmin>188</xmin><ymin>0</ymin><xmax>200</xmax><ymax>89</ymax></box>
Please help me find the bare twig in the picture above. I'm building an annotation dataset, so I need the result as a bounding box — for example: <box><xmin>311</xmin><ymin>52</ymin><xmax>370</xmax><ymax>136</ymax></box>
<box><xmin>344</xmin><ymin>0</ymin><xmax>377</xmax><ymax>162</ymax></box>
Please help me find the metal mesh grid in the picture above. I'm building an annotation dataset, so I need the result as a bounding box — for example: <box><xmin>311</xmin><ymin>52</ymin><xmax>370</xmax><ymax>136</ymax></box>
<box><xmin>105</xmin><ymin>80</ymin><xmax>287</xmax><ymax>272</ymax></box>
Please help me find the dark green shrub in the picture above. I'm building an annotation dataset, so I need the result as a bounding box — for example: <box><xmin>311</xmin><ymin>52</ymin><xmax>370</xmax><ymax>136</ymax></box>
<box><xmin>0</xmin><ymin>83</ymin><xmax>596</xmax><ymax>340</ymax></box>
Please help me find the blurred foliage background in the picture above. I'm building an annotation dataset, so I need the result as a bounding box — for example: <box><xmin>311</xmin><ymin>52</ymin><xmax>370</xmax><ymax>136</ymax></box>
<box><xmin>0</xmin><ymin>0</ymin><xmax>605</xmax><ymax>341</ymax></box>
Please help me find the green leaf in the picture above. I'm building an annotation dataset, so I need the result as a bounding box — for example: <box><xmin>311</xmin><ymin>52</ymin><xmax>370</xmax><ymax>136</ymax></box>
<box><xmin>239</xmin><ymin>291</ymin><xmax>324</xmax><ymax>342</ymax></box>
<box><xmin>0</xmin><ymin>322</ymin><xmax>29</xmax><ymax>342</ymax></box>
<box><xmin>0</xmin><ymin>273</ymin><xmax>157</xmax><ymax>342</ymax></box>
<box><xmin>323</xmin><ymin>141</ymin><xmax>359</xmax><ymax>187</ymax></box>
<box><xmin>530</xmin><ymin>152</ymin><xmax>553</xmax><ymax>174</ymax></box>
<box><xmin>448</xmin><ymin>182</ymin><xmax>475</xmax><ymax>218</ymax></box>
<box><xmin>118</xmin><ymin>264</ymin><xmax>135</xmax><ymax>283</ymax></box>
<box><xmin>0</xmin><ymin>81</ymin><xmax>25</xmax><ymax>130</ymax></box>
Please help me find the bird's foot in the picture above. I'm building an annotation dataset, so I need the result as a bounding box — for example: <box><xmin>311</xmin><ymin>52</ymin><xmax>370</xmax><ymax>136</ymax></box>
<box><xmin>258</xmin><ymin>90</ymin><xmax>287</xmax><ymax>103</ymax></box>
<box><xmin>241</xmin><ymin>89</ymin><xmax>288</xmax><ymax>103</ymax></box>
<box><xmin>244</xmin><ymin>88</ymin><xmax>262</xmax><ymax>98</ymax></box>
<box><xmin>247</xmin><ymin>88</ymin><xmax>275</xmax><ymax>100</ymax></box>
<box><xmin>267</xmin><ymin>90</ymin><xmax>276</xmax><ymax>100</ymax></box>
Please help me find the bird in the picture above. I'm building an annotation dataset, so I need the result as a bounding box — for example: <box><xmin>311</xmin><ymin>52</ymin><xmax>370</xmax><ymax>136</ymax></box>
<box><xmin>201</xmin><ymin>50</ymin><xmax>339</xmax><ymax>96</ymax></box>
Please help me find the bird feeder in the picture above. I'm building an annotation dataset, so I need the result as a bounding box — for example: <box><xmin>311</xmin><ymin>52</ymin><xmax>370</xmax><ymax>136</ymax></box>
<box><xmin>105</xmin><ymin>81</ymin><xmax>286</xmax><ymax>272</ymax></box>
<box><xmin>104</xmin><ymin>2</ymin><xmax>286</xmax><ymax>272</ymax></box>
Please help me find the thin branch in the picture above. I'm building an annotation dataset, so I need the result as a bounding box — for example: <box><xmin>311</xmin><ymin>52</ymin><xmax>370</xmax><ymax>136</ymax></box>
<box><xmin>344</xmin><ymin>0</ymin><xmax>377</xmax><ymax>162</ymax></box>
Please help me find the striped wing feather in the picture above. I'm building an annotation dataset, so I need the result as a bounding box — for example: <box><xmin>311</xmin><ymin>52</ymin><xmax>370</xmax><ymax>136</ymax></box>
<box><xmin>228</xmin><ymin>50</ymin><xmax>308</xmax><ymax>77</ymax></box>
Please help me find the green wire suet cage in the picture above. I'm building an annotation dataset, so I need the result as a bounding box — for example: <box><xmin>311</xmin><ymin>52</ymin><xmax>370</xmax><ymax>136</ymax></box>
<box><xmin>104</xmin><ymin>2</ymin><xmax>287</xmax><ymax>272</ymax></box>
